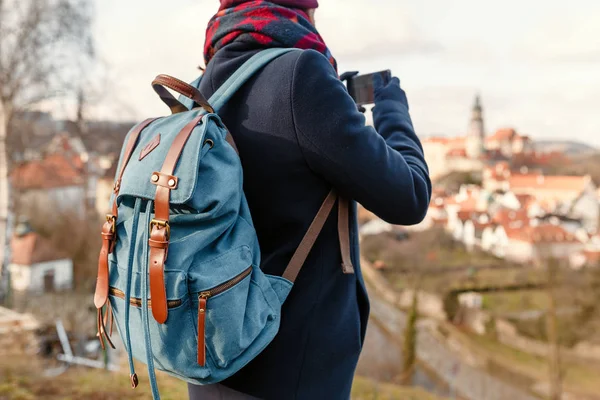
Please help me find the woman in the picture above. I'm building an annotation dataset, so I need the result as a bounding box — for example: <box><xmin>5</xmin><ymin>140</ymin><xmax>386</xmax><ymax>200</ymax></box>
<box><xmin>188</xmin><ymin>0</ymin><xmax>431</xmax><ymax>398</ymax></box>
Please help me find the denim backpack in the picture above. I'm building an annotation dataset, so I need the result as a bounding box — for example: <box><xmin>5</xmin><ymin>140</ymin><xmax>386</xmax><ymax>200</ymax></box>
<box><xmin>93</xmin><ymin>48</ymin><xmax>354</xmax><ymax>399</ymax></box>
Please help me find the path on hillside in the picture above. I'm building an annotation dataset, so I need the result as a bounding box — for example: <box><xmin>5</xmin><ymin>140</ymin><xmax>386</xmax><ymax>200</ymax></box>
<box><xmin>364</xmin><ymin>273</ymin><xmax>540</xmax><ymax>400</ymax></box>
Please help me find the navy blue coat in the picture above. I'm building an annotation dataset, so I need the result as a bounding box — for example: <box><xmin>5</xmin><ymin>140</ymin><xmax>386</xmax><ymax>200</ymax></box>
<box><xmin>198</xmin><ymin>42</ymin><xmax>431</xmax><ymax>399</ymax></box>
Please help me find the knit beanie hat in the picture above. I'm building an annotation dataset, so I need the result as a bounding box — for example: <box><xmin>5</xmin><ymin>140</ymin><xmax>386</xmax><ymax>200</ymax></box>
<box><xmin>219</xmin><ymin>0</ymin><xmax>319</xmax><ymax>10</ymax></box>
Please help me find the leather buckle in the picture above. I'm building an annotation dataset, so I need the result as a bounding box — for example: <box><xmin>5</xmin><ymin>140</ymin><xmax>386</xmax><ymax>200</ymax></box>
<box><xmin>113</xmin><ymin>180</ymin><xmax>120</xmax><ymax>193</ymax></box>
<box><xmin>105</xmin><ymin>215</ymin><xmax>117</xmax><ymax>253</ymax></box>
<box><xmin>150</xmin><ymin>218</ymin><xmax>170</xmax><ymax>240</ymax></box>
<box><xmin>105</xmin><ymin>214</ymin><xmax>116</xmax><ymax>233</ymax></box>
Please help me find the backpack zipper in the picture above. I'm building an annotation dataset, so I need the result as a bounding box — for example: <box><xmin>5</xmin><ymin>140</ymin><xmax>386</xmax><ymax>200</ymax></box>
<box><xmin>197</xmin><ymin>266</ymin><xmax>253</xmax><ymax>366</ymax></box>
<box><xmin>109</xmin><ymin>287</ymin><xmax>182</xmax><ymax>309</ymax></box>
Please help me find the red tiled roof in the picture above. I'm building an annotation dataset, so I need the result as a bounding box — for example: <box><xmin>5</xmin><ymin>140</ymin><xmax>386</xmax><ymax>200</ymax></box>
<box><xmin>424</xmin><ymin>137</ymin><xmax>450</xmax><ymax>144</ymax></box>
<box><xmin>446</xmin><ymin>148</ymin><xmax>467</xmax><ymax>157</ymax></box>
<box><xmin>457</xmin><ymin>211</ymin><xmax>473</xmax><ymax>222</ymax></box>
<box><xmin>11</xmin><ymin>154</ymin><xmax>83</xmax><ymax>190</ymax></box>
<box><xmin>506</xmin><ymin>224</ymin><xmax>579</xmax><ymax>244</ymax></box>
<box><xmin>493</xmin><ymin>208</ymin><xmax>529</xmax><ymax>225</ymax></box>
<box><xmin>583</xmin><ymin>250</ymin><xmax>600</xmax><ymax>264</ymax></box>
<box><xmin>457</xmin><ymin>197</ymin><xmax>477</xmax><ymax>212</ymax></box>
<box><xmin>515</xmin><ymin>194</ymin><xmax>534</xmax><ymax>206</ymax></box>
<box><xmin>10</xmin><ymin>233</ymin><xmax>69</xmax><ymax>266</ymax></box>
<box><xmin>458</xmin><ymin>210</ymin><xmax>488</xmax><ymax>223</ymax></box>
<box><xmin>424</xmin><ymin>136</ymin><xmax>467</xmax><ymax>146</ymax></box>
<box><xmin>509</xmin><ymin>174</ymin><xmax>589</xmax><ymax>192</ymax></box>
<box><xmin>485</xmin><ymin>162</ymin><xmax>512</xmax><ymax>181</ymax></box>
<box><xmin>487</xmin><ymin>128</ymin><xmax>518</xmax><ymax>142</ymax></box>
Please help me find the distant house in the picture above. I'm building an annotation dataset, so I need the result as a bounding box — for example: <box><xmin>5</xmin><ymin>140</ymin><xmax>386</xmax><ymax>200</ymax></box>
<box><xmin>10</xmin><ymin>154</ymin><xmax>86</xmax><ymax>216</ymax></box>
<box><xmin>462</xmin><ymin>214</ymin><xmax>492</xmax><ymax>250</ymax></box>
<box><xmin>9</xmin><ymin>224</ymin><xmax>73</xmax><ymax>294</ymax></box>
<box><xmin>485</xmin><ymin>128</ymin><xmax>532</xmax><ymax>158</ymax></box>
<box><xmin>501</xmin><ymin>223</ymin><xmax>583</xmax><ymax>265</ymax></box>
<box><xmin>483</xmin><ymin>162</ymin><xmax>511</xmax><ymax>193</ymax></box>
<box><xmin>509</xmin><ymin>173</ymin><xmax>595</xmax><ymax>205</ymax></box>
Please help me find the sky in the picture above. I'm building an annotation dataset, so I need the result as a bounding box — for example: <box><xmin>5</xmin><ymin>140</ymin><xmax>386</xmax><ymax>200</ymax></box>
<box><xmin>88</xmin><ymin>0</ymin><xmax>600</xmax><ymax>145</ymax></box>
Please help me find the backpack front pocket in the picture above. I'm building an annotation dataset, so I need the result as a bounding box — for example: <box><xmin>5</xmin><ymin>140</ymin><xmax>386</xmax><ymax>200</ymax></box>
<box><xmin>108</xmin><ymin>264</ymin><xmax>211</xmax><ymax>380</ymax></box>
<box><xmin>193</xmin><ymin>266</ymin><xmax>279</xmax><ymax>369</ymax></box>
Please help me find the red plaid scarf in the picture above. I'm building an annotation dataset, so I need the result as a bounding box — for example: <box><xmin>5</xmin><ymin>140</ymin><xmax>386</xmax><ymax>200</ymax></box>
<box><xmin>204</xmin><ymin>0</ymin><xmax>337</xmax><ymax>72</ymax></box>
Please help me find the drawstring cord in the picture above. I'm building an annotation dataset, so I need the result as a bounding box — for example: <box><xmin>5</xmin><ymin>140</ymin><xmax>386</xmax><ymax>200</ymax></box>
<box><xmin>125</xmin><ymin>198</ymin><xmax>143</xmax><ymax>388</ymax></box>
<box><xmin>142</xmin><ymin>200</ymin><xmax>161</xmax><ymax>399</ymax></box>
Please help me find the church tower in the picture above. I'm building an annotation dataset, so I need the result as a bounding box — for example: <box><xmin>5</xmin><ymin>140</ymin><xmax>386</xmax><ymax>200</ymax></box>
<box><xmin>466</xmin><ymin>94</ymin><xmax>486</xmax><ymax>158</ymax></box>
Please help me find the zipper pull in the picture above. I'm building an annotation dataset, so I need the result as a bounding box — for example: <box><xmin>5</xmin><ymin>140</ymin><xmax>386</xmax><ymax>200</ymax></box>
<box><xmin>197</xmin><ymin>293</ymin><xmax>209</xmax><ymax>366</ymax></box>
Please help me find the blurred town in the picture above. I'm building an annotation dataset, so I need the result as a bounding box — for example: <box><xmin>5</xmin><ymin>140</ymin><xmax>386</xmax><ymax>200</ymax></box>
<box><xmin>1</xmin><ymin>1</ymin><xmax>599</xmax><ymax>400</ymax></box>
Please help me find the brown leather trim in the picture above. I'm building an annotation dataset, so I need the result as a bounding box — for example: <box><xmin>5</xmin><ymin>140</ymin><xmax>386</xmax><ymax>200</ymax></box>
<box><xmin>197</xmin><ymin>297</ymin><xmax>207</xmax><ymax>366</ymax></box>
<box><xmin>94</xmin><ymin>219</ymin><xmax>116</xmax><ymax>309</ymax></box>
<box><xmin>111</xmin><ymin>118</ymin><xmax>158</xmax><ymax>217</ymax></box>
<box><xmin>282</xmin><ymin>192</ymin><xmax>354</xmax><ymax>283</ymax></box>
<box><xmin>148</xmin><ymin>115</ymin><xmax>204</xmax><ymax>324</ymax></box>
<box><xmin>150</xmin><ymin>172</ymin><xmax>178</xmax><ymax>189</ymax></box>
<box><xmin>148</xmin><ymin>225</ymin><xmax>169</xmax><ymax>324</ymax></box>
<box><xmin>96</xmin><ymin>118</ymin><xmax>156</xmax><ymax>308</ymax></box>
<box><xmin>153</xmin><ymin>115</ymin><xmax>203</xmax><ymax>221</ymax></box>
<box><xmin>283</xmin><ymin>190</ymin><xmax>338</xmax><ymax>282</ymax></box>
<box><xmin>338</xmin><ymin>198</ymin><xmax>355</xmax><ymax>274</ymax></box>
<box><xmin>139</xmin><ymin>133</ymin><xmax>161</xmax><ymax>161</ymax></box>
<box><xmin>152</xmin><ymin>74</ymin><xmax>214</xmax><ymax>114</ymax></box>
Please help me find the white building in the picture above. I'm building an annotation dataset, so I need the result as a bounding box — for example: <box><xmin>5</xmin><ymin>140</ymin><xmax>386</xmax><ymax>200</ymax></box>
<box><xmin>9</xmin><ymin>225</ymin><xmax>73</xmax><ymax>294</ymax></box>
<box><xmin>10</xmin><ymin>154</ymin><xmax>86</xmax><ymax>216</ymax></box>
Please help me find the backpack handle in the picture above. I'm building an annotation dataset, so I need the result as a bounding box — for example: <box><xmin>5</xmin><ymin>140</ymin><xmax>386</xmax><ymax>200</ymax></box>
<box><xmin>152</xmin><ymin>74</ymin><xmax>214</xmax><ymax>114</ymax></box>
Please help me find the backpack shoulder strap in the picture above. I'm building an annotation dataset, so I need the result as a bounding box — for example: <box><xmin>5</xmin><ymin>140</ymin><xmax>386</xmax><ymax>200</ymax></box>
<box><xmin>208</xmin><ymin>48</ymin><xmax>300</xmax><ymax>113</ymax></box>
<box><xmin>283</xmin><ymin>192</ymin><xmax>354</xmax><ymax>283</ymax></box>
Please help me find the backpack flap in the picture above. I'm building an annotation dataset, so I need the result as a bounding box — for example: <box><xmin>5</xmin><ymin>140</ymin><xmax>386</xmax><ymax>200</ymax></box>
<box><xmin>115</xmin><ymin>111</ymin><xmax>229</xmax><ymax>206</ymax></box>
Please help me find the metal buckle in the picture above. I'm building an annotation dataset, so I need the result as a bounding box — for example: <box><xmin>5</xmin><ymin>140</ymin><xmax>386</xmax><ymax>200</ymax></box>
<box><xmin>150</xmin><ymin>219</ymin><xmax>171</xmax><ymax>239</ymax></box>
<box><xmin>105</xmin><ymin>214</ymin><xmax>117</xmax><ymax>233</ymax></box>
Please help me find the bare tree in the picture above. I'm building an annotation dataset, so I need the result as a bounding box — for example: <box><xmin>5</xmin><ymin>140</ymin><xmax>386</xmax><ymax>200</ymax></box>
<box><xmin>0</xmin><ymin>0</ymin><xmax>94</xmax><ymax>302</ymax></box>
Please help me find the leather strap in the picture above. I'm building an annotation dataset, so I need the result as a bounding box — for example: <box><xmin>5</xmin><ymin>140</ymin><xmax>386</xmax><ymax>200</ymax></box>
<box><xmin>149</xmin><ymin>114</ymin><xmax>204</xmax><ymax>324</ymax></box>
<box><xmin>94</xmin><ymin>218</ymin><xmax>116</xmax><ymax>309</ymax></box>
<box><xmin>338</xmin><ymin>198</ymin><xmax>355</xmax><ymax>274</ymax></box>
<box><xmin>282</xmin><ymin>191</ymin><xmax>354</xmax><ymax>283</ymax></box>
<box><xmin>112</xmin><ymin>118</ymin><xmax>158</xmax><ymax>217</ymax></box>
<box><xmin>94</xmin><ymin>118</ymin><xmax>157</xmax><ymax>311</ymax></box>
<box><xmin>152</xmin><ymin>75</ymin><xmax>214</xmax><ymax>115</ymax></box>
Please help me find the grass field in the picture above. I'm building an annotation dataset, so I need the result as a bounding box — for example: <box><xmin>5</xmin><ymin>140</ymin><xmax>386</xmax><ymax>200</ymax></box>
<box><xmin>0</xmin><ymin>357</ymin><xmax>445</xmax><ymax>400</ymax></box>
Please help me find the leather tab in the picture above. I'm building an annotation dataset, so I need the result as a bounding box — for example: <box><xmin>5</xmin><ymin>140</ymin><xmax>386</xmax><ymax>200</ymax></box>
<box><xmin>197</xmin><ymin>296</ymin><xmax>207</xmax><ymax>366</ymax></box>
<box><xmin>149</xmin><ymin>226</ymin><xmax>169</xmax><ymax>324</ymax></box>
<box><xmin>94</xmin><ymin>219</ymin><xmax>115</xmax><ymax>309</ymax></box>
<box><xmin>150</xmin><ymin>172</ymin><xmax>178</xmax><ymax>189</ymax></box>
<box><xmin>338</xmin><ymin>198</ymin><xmax>355</xmax><ymax>274</ymax></box>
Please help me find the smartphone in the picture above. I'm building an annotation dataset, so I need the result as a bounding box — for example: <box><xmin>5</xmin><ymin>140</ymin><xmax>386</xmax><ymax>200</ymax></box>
<box><xmin>346</xmin><ymin>70</ymin><xmax>392</xmax><ymax>105</ymax></box>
